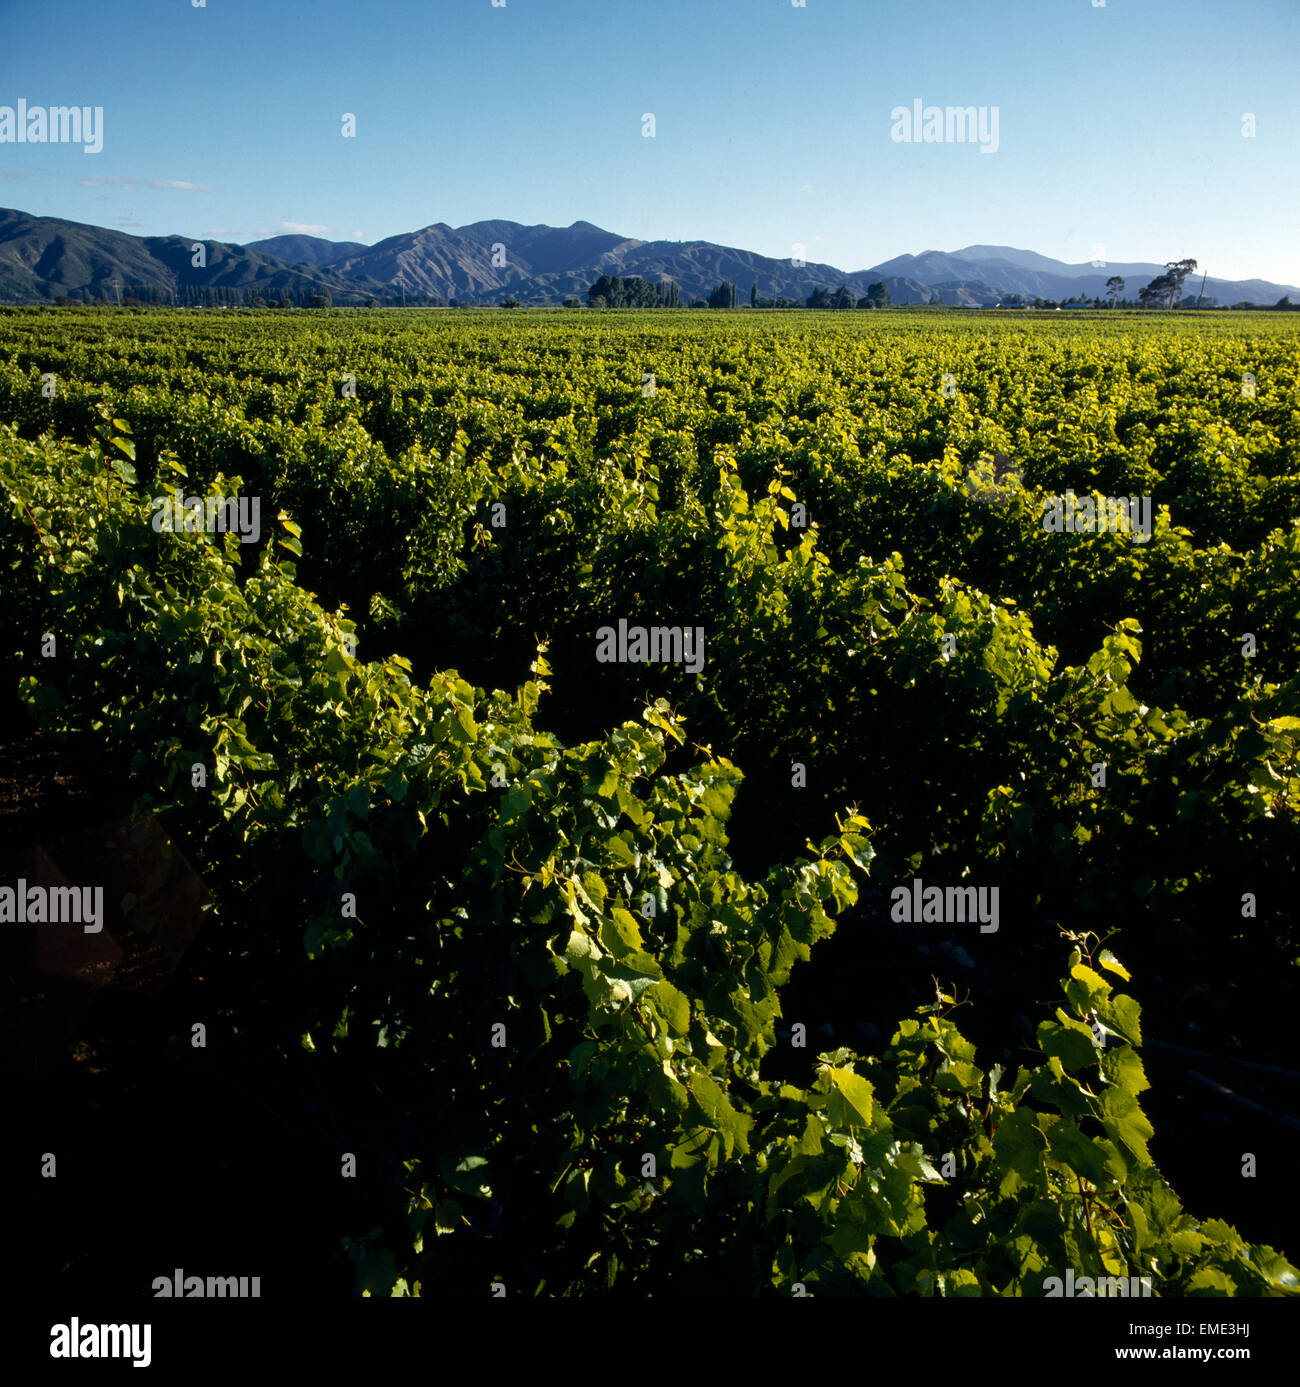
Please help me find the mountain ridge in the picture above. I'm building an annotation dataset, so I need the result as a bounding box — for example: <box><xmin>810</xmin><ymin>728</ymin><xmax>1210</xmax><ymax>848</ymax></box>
<box><xmin>1</xmin><ymin>208</ymin><xmax>1296</xmax><ymax>307</ymax></box>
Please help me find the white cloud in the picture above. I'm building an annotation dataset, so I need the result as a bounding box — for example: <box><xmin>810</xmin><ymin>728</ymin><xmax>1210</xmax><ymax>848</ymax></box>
<box><xmin>273</xmin><ymin>220</ymin><xmax>332</xmax><ymax>236</ymax></box>
<box><xmin>76</xmin><ymin>175</ymin><xmax>215</xmax><ymax>192</ymax></box>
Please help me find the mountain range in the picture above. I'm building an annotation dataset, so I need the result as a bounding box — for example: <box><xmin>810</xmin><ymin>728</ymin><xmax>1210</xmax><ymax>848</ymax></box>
<box><xmin>2</xmin><ymin>207</ymin><xmax>1296</xmax><ymax>308</ymax></box>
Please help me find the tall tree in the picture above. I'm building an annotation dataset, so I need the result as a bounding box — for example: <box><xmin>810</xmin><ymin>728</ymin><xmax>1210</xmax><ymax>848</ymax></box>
<box><xmin>860</xmin><ymin>281</ymin><xmax>890</xmax><ymax>310</ymax></box>
<box><xmin>750</xmin><ymin>280</ymin><xmax>757</xmax><ymax>308</ymax></box>
<box><xmin>1139</xmin><ymin>276</ymin><xmax>1173</xmax><ymax>308</ymax></box>
<box><xmin>587</xmin><ymin>274</ymin><xmax>617</xmax><ymax>307</ymax></box>
<box><xmin>1163</xmin><ymin>259</ymin><xmax>1197</xmax><ymax>309</ymax></box>
<box><xmin>1105</xmin><ymin>276</ymin><xmax>1125</xmax><ymax>308</ymax></box>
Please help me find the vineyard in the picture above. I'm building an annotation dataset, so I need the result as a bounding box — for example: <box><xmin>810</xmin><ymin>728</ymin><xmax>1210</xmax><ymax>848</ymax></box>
<box><xmin>2</xmin><ymin>305</ymin><xmax>1298</xmax><ymax>1298</ymax></box>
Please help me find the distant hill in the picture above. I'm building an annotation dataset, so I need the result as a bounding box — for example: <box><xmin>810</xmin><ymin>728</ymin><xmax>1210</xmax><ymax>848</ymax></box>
<box><xmin>244</xmin><ymin>233</ymin><xmax>368</xmax><ymax>268</ymax></box>
<box><xmin>866</xmin><ymin>245</ymin><xmax>1295</xmax><ymax>308</ymax></box>
<box><xmin>0</xmin><ymin>208</ymin><xmax>383</xmax><ymax>304</ymax></box>
<box><xmin>2</xmin><ymin>208</ymin><xmax>1297</xmax><ymax>308</ymax></box>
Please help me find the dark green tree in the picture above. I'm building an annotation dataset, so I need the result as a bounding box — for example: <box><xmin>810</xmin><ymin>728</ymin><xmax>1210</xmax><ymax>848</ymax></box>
<box><xmin>587</xmin><ymin>274</ymin><xmax>664</xmax><ymax>308</ymax></box>
<box><xmin>1139</xmin><ymin>275</ymin><xmax>1174</xmax><ymax>308</ymax></box>
<box><xmin>588</xmin><ymin>275</ymin><xmax>619</xmax><ymax>307</ymax></box>
<box><xmin>858</xmin><ymin>281</ymin><xmax>889</xmax><ymax>310</ymax></box>
<box><xmin>1164</xmin><ymin>258</ymin><xmax>1197</xmax><ymax>308</ymax></box>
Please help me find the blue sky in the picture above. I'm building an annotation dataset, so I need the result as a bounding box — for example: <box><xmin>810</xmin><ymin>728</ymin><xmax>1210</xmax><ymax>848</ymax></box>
<box><xmin>1</xmin><ymin>0</ymin><xmax>1297</xmax><ymax>283</ymax></box>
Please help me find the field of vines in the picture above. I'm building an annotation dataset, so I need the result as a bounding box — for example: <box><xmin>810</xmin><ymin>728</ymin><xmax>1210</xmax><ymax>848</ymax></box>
<box><xmin>2</xmin><ymin>305</ymin><xmax>1297</xmax><ymax>1299</ymax></box>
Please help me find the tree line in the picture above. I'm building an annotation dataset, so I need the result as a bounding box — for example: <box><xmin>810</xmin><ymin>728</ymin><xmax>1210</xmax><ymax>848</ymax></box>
<box><xmin>585</xmin><ymin>274</ymin><xmax>893</xmax><ymax>310</ymax></box>
<box><xmin>578</xmin><ymin>256</ymin><xmax>1300</xmax><ymax>312</ymax></box>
